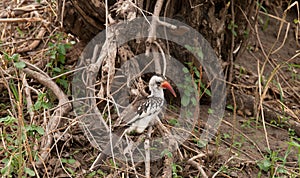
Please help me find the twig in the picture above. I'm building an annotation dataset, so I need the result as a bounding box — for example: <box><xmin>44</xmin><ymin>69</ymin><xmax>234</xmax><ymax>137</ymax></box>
<box><xmin>227</xmin><ymin>0</ymin><xmax>235</xmax><ymax>88</ymax></box>
<box><xmin>222</xmin><ymin>120</ymin><xmax>264</xmax><ymax>157</ymax></box>
<box><xmin>229</xmin><ymin>87</ymin><xmax>236</xmax><ymax>154</ymax></box>
<box><xmin>187</xmin><ymin>159</ymin><xmax>208</xmax><ymax>178</ymax></box>
<box><xmin>153</xmin><ymin>41</ymin><xmax>166</xmax><ymax>76</ymax></box>
<box><xmin>145</xmin><ymin>0</ymin><xmax>164</xmax><ymax>74</ymax></box>
<box><xmin>155</xmin><ymin>118</ymin><xmax>183</xmax><ymax>177</ymax></box>
<box><xmin>16</xmin><ymin>27</ymin><xmax>47</xmax><ymax>53</ymax></box>
<box><xmin>212</xmin><ymin>155</ymin><xmax>236</xmax><ymax>178</ymax></box>
<box><xmin>152</xmin><ymin>46</ymin><xmax>162</xmax><ymax>74</ymax></box>
<box><xmin>60</xmin><ymin>0</ymin><xmax>66</xmax><ymax>28</ymax></box>
<box><xmin>254</xmin><ymin>24</ymin><xmax>270</xmax><ymax>150</ymax></box>
<box><xmin>162</xmin><ymin>152</ymin><xmax>173</xmax><ymax>178</ymax></box>
<box><xmin>125</xmin><ymin>135</ymin><xmax>139</xmax><ymax>178</ymax></box>
<box><xmin>21</xmin><ymin>72</ymin><xmax>34</xmax><ymax>123</ymax></box>
<box><xmin>187</xmin><ymin>152</ymin><xmax>207</xmax><ymax>177</ymax></box>
<box><xmin>145</xmin><ymin>126</ymin><xmax>152</xmax><ymax>178</ymax></box>
<box><xmin>0</xmin><ymin>4</ymin><xmax>46</xmax><ymax>18</ymax></box>
<box><xmin>54</xmin><ymin>136</ymin><xmax>72</xmax><ymax>177</ymax></box>
<box><xmin>0</xmin><ymin>17</ymin><xmax>44</xmax><ymax>22</ymax></box>
<box><xmin>16</xmin><ymin>73</ymin><xmax>40</xmax><ymax>178</ymax></box>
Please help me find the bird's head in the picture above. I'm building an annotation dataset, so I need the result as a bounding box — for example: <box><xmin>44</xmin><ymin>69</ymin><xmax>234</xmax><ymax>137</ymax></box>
<box><xmin>149</xmin><ymin>75</ymin><xmax>176</xmax><ymax>97</ymax></box>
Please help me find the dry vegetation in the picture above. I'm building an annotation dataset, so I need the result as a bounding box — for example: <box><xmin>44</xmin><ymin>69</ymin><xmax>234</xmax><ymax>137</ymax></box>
<box><xmin>0</xmin><ymin>0</ymin><xmax>299</xmax><ymax>177</ymax></box>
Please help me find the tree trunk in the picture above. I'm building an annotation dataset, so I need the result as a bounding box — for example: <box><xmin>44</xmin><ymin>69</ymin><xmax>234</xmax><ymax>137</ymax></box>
<box><xmin>58</xmin><ymin>0</ymin><xmax>256</xmax><ymax>66</ymax></box>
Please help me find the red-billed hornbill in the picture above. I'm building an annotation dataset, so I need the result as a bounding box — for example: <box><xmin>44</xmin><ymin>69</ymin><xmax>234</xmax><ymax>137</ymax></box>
<box><xmin>90</xmin><ymin>75</ymin><xmax>176</xmax><ymax>170</ymax></box>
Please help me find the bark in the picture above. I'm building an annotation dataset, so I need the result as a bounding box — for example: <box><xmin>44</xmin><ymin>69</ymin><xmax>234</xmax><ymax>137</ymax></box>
<box><xmin>57</xmin><ymin>0</ymin><xmax>256</xmax><ymax>64</ymax></box>
<box><xmin>57</xmin><ymin>0</ymin><xmax>107</xmax><ymax>42</ymax></box>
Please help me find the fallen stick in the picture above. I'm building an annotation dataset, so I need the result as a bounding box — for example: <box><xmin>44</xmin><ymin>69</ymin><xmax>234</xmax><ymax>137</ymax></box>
<box><xmin>0</xmin><ymin>17</ymin><xmax>43</xmax><ymax>22</ymax></box>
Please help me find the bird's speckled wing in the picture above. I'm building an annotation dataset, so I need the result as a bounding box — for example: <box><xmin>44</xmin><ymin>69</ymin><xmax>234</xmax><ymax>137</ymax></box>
<box><xmin>114</xmin><ymin>97</ymin><xmax>164</xmax><ymax>128</ymax></box>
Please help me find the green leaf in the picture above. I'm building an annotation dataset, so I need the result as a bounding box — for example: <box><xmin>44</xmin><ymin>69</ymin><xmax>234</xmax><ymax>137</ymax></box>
<box><xmin>56</xmin><ymin>78</ymin><xmax>68</xmax><ymax>90</ymax></box>
<box><xmin>0</xmin><ymin>116</ymin><xmax>16</xmax><ymax>125</ymax></box>
<box><xmin>226</xmin><ymin>104</ymin><xmax>234</xmax><ymax>111</ymax></box>
<box><xmin>197</xmin><ymin>49</ymin><xmax>203</xmax><ymax>59</ymax></box>
<box><xmin>176</xmin><ymin>83</ymin><xmax>184</xmax><ymax>88</ymax></box>
<box><xmin>52</xmin><ymin>67</ymin><xmax>61</xmax><ymax>73</ymax></box>
<box><xmin>11</xmin><ymin>53</ymin><xmax>20</xmax><ymax>61</ymax></box>
<box><xmin>16</xmin><ymin>27</ymin><xmax>24</xmax><ymax>37</ymax></box>
<box><xmin>58</xmin><ymin>53</ymin><xmax>66</xmax><ymax>63</ymax></box>
<box><xmin>87</xmin><ymin>171</ymin><xmax>96</xmax><ymax>177</ymax></box>
<box><xmin>34</xmin><ymin>101</ymin><xmax>42</xmax><ymax>110</ymax></box>
<box><xmin>1</xmin><ymin>166</ymin><xmax>9</xmax><ymax>176</ymax></box>
<box><xmin>57</xmin><ymin>44</ymin><xmax>66</xmax><ymax>55</ymax></box>
<box><xmin>182</xmin><ymin>67</ymin><xmax>189</xmax><ymax>73</ymax></box>
<box><xmin>193</xmin><ymin>67</ymin><xmax>200</xmax><ymax>77</ymax></box>
<box><xmin>197</xmin><ymin>140</ymin><xmax>207</xmax><ymax>148</ymax></box>
<box><xmin>277</xmin><ymin>166</ymin><xmax>287</xmax><ymax>174</ymax></box>
<box><xmin>50</xmin><ymin>51</ymin><xmax>57</xmax><ymax>60</ymax></box>
<box><xmin>208</xmin><ymin>109</ymin><xmax>214</xmax><ymax>114</ymax></box>
<box><xmin>34</xmin><ymin>93</ymin><xmax>49</xmax><ymax>110</ymax></box>
<box><xmin>48</xmin><ymin>42</ymin><xmax>54</xmax><ymax>48</ymax></box>
<box><xmin>24</xmin><ymin>167</ymin><xmax>35</xmax><ymax>176</ymax></box>
<box><xmin>184</xmin><ymin>45</ymin><xmax>193</xmax><ymax>51</ymax></box>
<box><xmin>9</xmin><ymin>80</ymin><xmax>19</xmax><ymax>101</ymax></box>
<box><xmin>3</xmin><ymin>52</ymin><xmax>11</xmax><ymax>61</ymax></box>
<box><xmin>66</xmin><ymin>167</ymin><xmax>75</xmax><ymax>175</ymax></box>
<box><xmin>14</xmin><ymin>61</ymin><xmax>26</xmax><ymax>69</ymax></box>
<box><xmin>25</xmin><ymin>125</ymin><xmax>44</xmax><ymax>135</ymax></box>
<box><xmin>1</xmin><ymin>158</ymin><xmax>9</xmax><ymax>164</ymax></box>
<box><xmin>258</xmin><ymin>159</ymin><xmax>271</xmax><ymax>172</ymax></box>
<box><xmin>204</xmin><ymin>88</ymin><xmax>212</xmax><ymax>96</ymax></box>
<box><xmin>96</xmin><ymin>169</ymin><xmax>106</xmax><ymax>176</ymax></box>
<box><xmin>186</xmin><ymin>110</ymin><xmax>193</xmax><ymax>117</ymax></box>
<box><xmin>184</xmin><ymin>76</ymin><xmax>191</xmax><ymax>82</ymax></box>
<box><xmin>46</xmin><ymin>62</ymin><xmax>53</xmax><ymax>67</ymax></box>
<box><xmin>168</xmin><ymin>118</ymin><xmax>179</xmax><ymax>126</ymax></box>
<box><xmin>187</xmin><ymin>86</ymin><xmax>194</xmax><ymax>93</ymax></box>
<box><xmin>223</xmin><ymin>133</ymin><xmax>231</xmax><ymax>139</ymax></box>
<box><xmin>288</xmin><ymin>140</ymin><xmax>300</xmax><ymax>148</ymax></box>
<box><xmin>161</xmin><ymin>149</ymin><xmax>172</xmax><ymax>158</ymax></box>
<box><xmin>183</xmin><ymin>89</ymin><xmax>191</xmax><ymax>96</ymax></box>
<box><xmin>41</xmin><ymin>102</ymin><xmax>50</xmax><ymax>109</ymax></box>
<box><xmin>290</xmin><ymin>63</ymin><xmax>300</xmax><ymax>68</ymax></box>
<box><xmin>181</xmin><ymin>96</ymin><xmax>190</xmax><ymax>107</ymax></box>
<box><xmin>35</xmin><ymin>126</ymin><xmax>44</xmax><ymax>135</ymax></box>
<box><xmin>68</xmin><ymin>158</ymin><xmax>76</xmax><ymax>164</ymax></box>
<box><xmin>61</xmin><ymin>158</ymin><xmax>68</xmax><ymax>163</ymax></box>
<box><xmin>191</xmin><ymin>97</ymin><xmax>197</xmax><ymax>106</ymax></box>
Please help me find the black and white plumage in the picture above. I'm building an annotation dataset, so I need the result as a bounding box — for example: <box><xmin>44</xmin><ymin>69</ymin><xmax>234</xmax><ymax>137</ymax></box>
<box><xmin>90</xmin><ymin>75</ymin><xmax>176</xmax><ymax>170</ymax></box>
<box><xmin>116</xmin><ymin>75</ymin><xmax>176</xmax><ymax>133</ymax></box>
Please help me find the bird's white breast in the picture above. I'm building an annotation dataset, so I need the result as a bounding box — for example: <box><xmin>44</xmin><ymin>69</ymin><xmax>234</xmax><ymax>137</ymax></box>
<box><xmin>126</xmin><ymin>97</ymin><xmax>164</xmax><ymax>133</ymax></box>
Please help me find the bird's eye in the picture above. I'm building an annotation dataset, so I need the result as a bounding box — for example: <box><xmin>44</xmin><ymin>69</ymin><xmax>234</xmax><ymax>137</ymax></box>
<box><xmin>156</xmin><ymin>81</ymin><xmax>161</xmax><ymax>85</ymax></box>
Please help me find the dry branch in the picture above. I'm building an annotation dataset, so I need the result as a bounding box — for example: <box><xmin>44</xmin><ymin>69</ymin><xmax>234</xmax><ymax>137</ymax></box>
<box><xmin>16</xmin><ymin>27</ymin><xmax>47</xmax><ymax>53</ymax></box>
<box><xmin>21</xmin><ymin>72</ymin><xmax>35</xmax><ymax>122</ymax></box>
<box><xmin>0</xmin><ymin>17</ymin><xmax>43</xmax><ymax>22</ymax></box>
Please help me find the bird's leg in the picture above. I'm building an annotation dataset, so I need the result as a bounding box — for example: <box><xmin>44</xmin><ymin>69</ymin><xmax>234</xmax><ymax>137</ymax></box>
<box><xmin>146</xmin><ymin>125</ymin><xmax>153</xmax><ymax>138</ymax></box>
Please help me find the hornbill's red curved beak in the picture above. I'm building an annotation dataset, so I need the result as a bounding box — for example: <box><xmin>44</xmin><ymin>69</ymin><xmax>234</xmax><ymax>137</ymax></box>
<box><xmin>161</xmin><ymin>81</ymin><xmax>177</xmax><ymax>97</ymax></box>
